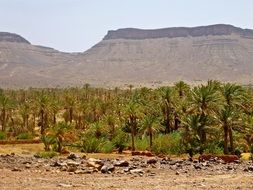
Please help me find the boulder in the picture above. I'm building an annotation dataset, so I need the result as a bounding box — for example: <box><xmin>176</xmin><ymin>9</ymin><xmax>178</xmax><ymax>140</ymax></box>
<box><xmin>113</xmin><ymin>160</ymin><xmax>129</xmax><ymax>167</ymax></box>
<box><xmin>147</xmin><ymin>158</ymin><xmax>157</xmax><ymax>164</ymax></box>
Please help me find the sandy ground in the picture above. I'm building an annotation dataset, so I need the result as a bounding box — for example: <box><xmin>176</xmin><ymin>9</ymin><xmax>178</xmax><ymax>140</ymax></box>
<box><xmin>0</xmin><ymin>144</ymin><xmax>253</xmax><ymax>190</ymax></box>
<box><xmin>1</xmin><ymin>168</ymin><xmax>253</xmax><ymax>190</ymax></box>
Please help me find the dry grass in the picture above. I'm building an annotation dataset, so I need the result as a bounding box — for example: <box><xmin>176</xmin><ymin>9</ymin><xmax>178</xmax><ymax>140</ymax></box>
<box><xmin>0</xmin><ymin>143</ymin><xmax>44</xmax><ymax>155</ymax></box>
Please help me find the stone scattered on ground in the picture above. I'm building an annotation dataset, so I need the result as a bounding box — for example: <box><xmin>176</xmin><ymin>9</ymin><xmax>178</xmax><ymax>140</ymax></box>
<box><xmin>1</xmin><ymin>153</ymin><xmax>253</xmax><ymax>189</ymax></box>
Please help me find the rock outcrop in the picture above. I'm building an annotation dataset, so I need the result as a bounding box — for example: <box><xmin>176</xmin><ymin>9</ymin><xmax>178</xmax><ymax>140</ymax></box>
<box><xmin>103</xmin><ymin>24</ymin><xmax>253</xmax><ymax>40</ymax></box>
<box><xmin>0</xmin><ymin>32</ymin><xmax>30</xmax><ymax>44</ymax></box>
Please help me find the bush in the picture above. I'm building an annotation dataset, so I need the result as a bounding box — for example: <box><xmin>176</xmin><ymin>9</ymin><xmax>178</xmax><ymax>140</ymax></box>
<box><xmin>16</xmin><ymin>132</ymin><xmax>33</xmax><ymax>140</ymax></box>
<box><xmin>112</xmin><ymin>130</ymin><xmax>128</xmax><ymax>153</ymax></box>
<box><xmin>0</xmin><ymin>131</ymin><xmax>6</xmax><ymax>140</ymax></box>
<box><xmin>35</xmin><ymin>151</ymin><xmax>58</xmax><ymax>158</ymax></box>
<box><xmin>80</xmin><ymin>134</ymin><xmax>105</xmax><ymax>153</ymax></box>
<box><xmin>135</xmin><ymin>137</ymin><xmax>149</xmax><ymax>151</ymax></box>
<box><xmin>152</xmin><ymin>132</ymin><xmax>183</xmax><ymax>155</ymax></box>
<box><xmin>100</xmin><ymin>141</ymin><xmax>115</xmax><ymax>153</ymax></box>
<box><xmin>41</xmin><ymin>135</ymin><xmax>56</xmax><ymax>151</ymax></box>
<box><xmin>204</xmin><ymin>142</ymin><xmax>223</xmax><ymax>155</ymax></box>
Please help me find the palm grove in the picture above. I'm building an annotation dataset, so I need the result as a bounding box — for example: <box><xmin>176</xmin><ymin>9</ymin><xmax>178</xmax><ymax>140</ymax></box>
<box><xmin>0</xmin><ymin>81</ymin><xmax>253</xmax><ymax>156</ymax></box>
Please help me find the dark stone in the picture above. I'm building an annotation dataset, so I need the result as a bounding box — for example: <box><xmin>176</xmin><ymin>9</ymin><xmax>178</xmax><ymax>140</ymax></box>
<box><xmin>113</xmin><ymin>160</ymin><xmax>129</xmax><ymax>167</ymax></box>
<box><xmin>194</xmin><ymin>164</ymin><xmax>202</xmax><ymax>170</ymax></box>
<box><xmin>248</xmin><ymin>165</ymin><xmax>253</xmax><ymax>171</ymax></box>
<box><xmin>67</xmin><ymin>153</ymin><xmax>78</xmax><ymax>160</ymax></box>
<box><xmin>101</xmin><ymin>165</ymin><xmax>115</xmax><ymax>174</ymax></box>
<box><xmin>227</xmin><ymin>165</ymin><xmax>234</xmax><ymax>170</ymax></box>
<box><xmin>147</xmin><ymin>158</ymin><xmax>157</xmax><ymax>164</ymax></box>
<box><xmin>11</xmin><ymin>167</ymin><xmax>21</xmax><ymax>172</ymax></box>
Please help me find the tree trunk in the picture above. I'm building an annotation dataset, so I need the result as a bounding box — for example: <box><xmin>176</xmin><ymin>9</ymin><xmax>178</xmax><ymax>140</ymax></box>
<box><xmin>2</xmin><ymin>109</ymin><xmax>6</xmax><ymax>132</ymax></box>
<box><xmin>130</xmin><ymin>116</ymin><xmax>136</xmax><ymax>151</ymax></box>
<box><xmin>57</xmin><ymin>135</ymin><xmax>63</xmax><ymax>153</ymax></box>
<box><xmin>40</xmin><ymin>109</ymin><xmax>45</xmax><ymax>135</ymax></box>
<box><xmin>69</xmin><ymin>107</ymin><xmax>73</xmax><ymax>123</ymax></box>
<box><xmin>53</xmin><ymin>112</ymin><xmax>56</xmax><ymax>125</ymax></box>
<box><xmin>228</xmin><ymin>128</ymin><xmax>234</xmax><ymax>154</ymax></box>
<box><xmin>165</xmin><ymin>115</ymin><xmax>171</xmax><ymax>133</ymax></box>
<box><xmin>149</xmin><ymin>126</ymin><xmax>153</xmax><ymax>149</ymax></box>
<box><xmin>223</xmin><ymin>125</ymin><xmax>229</xmax><ymax>154</ymax></box>
<box><xmin>200</xmin><ymin>127</ymin><xmax>206</xmax><ymax>144</ymax></box>
<box><xmin>131</xmin><ymin>125</ymin><xmax>135</xmax><ymax>151</ymax></box>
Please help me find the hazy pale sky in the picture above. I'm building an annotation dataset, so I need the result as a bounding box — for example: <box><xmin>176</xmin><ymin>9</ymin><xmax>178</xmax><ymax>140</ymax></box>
<box><xmin>0</xmin><ymin>0</ymin><xmax>253</xmax><ymax>52</ymax></box>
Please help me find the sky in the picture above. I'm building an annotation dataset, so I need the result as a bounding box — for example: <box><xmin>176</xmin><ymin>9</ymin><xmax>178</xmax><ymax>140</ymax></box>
<box><xmin>0</xmin><ymin>0</ymin><xmax>253</xmax><ymax>52</ymax></box>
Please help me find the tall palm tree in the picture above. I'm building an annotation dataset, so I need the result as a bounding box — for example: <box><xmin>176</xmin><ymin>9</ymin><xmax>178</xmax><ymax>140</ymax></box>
<box><xmin>216</xmin><ymin>106</ymin><xmax>239</xmax><ymax>154</ymax></box>
<box><xmin>37</xmin><ymin>92</ymin><xmax>50</xmax><ymax>135</ymax></box>
<box><xmin>220</xmin><ymin>83</ymin><xmax>244</xmax><ymax>153</ymax></box>
<box><xmin>139</xmin><ymin>113</ymin><xmax>161</xmax><ymax>148</ymax></box>
<box><xmin>159</xmin><ymin>87</ymin><xmax>176</xmax><ymax>133</ymax></box>
<box><xmin>124</xmin><ymin>92</ymin><xmax>143</xmax><ymax>151</ymax></box>
<box><xmin>19</xmin><ymin>102</ymin><xmax>30</xmax><ymax>132</ymax></box>
<box><xmin>189</xmin><ymin>83</ymin><xmax>221</xmax><ymax>144</ymax></box>
<box><xmin>174</xmin><ymin>81</ymin><xmax>190</xmax><ymax>98</ymax></box>
<box><xmin>0</xmin><ymin>94</ymin><xmax>14</xmax><ymax>132</ymax></box>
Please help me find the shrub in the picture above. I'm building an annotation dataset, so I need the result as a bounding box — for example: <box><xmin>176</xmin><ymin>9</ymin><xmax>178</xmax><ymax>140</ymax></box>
<box><xmin>80</xmin><ymin>134</ymin><xmax>105</xmax><ymax>153</ymax></box>
<box><xmin>204</xmin><ymin>141</ymin><xmax>223</xmax><ymax>155</ymax></box>
<box><xmin>135</xmin><ymin>137</ymin><xmax>149</xmax><ymax>151</ymax></box>
<box><xmin>0</xmin><ymin>131</ymin><xmax>6</xmax><ymax>140</ymax></box>
<box><xmin>41</xmin><ymin>135</ymin><xmax>56</xmax><ymax>151</ymax></box>
<box><xmin>16</xmin><ymin>132</ymin><xmax>33</xmax><ymax>140</ymax></box>
<box><xmin>152</xmin><ymin>132</ymin><xmax>183</xmax><ymax>155</ymax></box>
<box><xmin>100</xmin><ymin>141</ymin><xmax>115</xmax><ymax>153</ymax></box>
<box><xmin>112</xmin><ymin>130</ymin><xmax>128</xmax><ymax>153</ymax></box>
<box><xmin>35</xmin><ymin>151</ymin><xmax>58</xmax><ymax>158</ymax></box>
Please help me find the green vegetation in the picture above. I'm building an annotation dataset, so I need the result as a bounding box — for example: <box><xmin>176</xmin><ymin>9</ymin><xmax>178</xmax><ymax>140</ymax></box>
<box><xmin>35</xmin><ymin>151</ymin><xmax>59</xmax><ymax>158</ymax></box>
<box><xmin>0</xmin><ymin>81</ymin><xmax>253</xmax><ymax>156</ymax></box>
<box><xmin>0</xmin><ymin>131</ymin><xmax>6</xmax><ymax>140</ymax></box>
<box><xmin>16</xmin><ymin>132</ymin><xmax>33</xmax><ymax>140</ymax></box>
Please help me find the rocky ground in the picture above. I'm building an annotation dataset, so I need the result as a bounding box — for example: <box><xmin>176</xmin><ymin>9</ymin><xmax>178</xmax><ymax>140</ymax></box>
<box><xmin>0</xmin><ymin>153</ymin><xmax>253</xmax><ymax>190</ymax></box>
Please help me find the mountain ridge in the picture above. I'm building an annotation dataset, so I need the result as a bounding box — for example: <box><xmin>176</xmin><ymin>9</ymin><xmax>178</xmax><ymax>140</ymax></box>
<box><xmin>1</xmin><ymin>24</ymin><xmax>253</xmax><ymax>88</ymax></box>
<box><xmin>103</xmin><ymin>24</ymin><xmax>253</xmax><ymax>40</ymax></box>
<box><xmin>0</xmin><ymin>32</ymin><xmax>30</xmax><ymax>44</ymax></box>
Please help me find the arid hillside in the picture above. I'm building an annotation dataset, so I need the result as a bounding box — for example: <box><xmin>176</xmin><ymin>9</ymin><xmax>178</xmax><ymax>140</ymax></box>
<box><xmin>1</xmin><ymin>24</ymin><xmax>253</xmax><ymax>88</ymax></box>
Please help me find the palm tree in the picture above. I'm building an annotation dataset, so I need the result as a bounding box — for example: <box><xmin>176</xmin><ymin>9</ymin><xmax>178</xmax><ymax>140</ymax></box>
<box><xmin>189</xmin><ymin>82</ymin><xmax>221</xmax><ymax>144</ymax></box>
<box><xmin>37</xmin><ymin>92</ymin><xmax>50</xmax><ymax>135</ymax></box>
<box><xmin>103</xmin><ymin>113</ymin><xmax>118</xmax><ymax>140</ymax></box>
<box><xmin>216</xmin><ymin>106</ymin><xmax>239</xmax><ymax>154</ymax></box>
<box><xmin>174</xmin><ymin>81</ymin><xmax>190</xmax><ymax>98</ymax></box>
<box><xmin>19</xmin><ymin>102</ymin><xmax>30</xmax><ymax>132</ymax></box>
<box><xmin>220</xmin><ymin>83</ymin><xmax>244</xmax><ymax>153</ymax></box>
<box><xmin>181</xmin><ymin>114</ymin><xmax>202</xmax><ymax>156</ymax></box>
<box><xmin>159</xmin><ymin>87</ymin><xmax>176</xmax><ymax>133</ymax></box>
<box><xmin>64</xmin><ymin>94</ymin><xmax>76</xmax><ymax>124</ymax></box>
<box><xmin>124</xmin><ymin>93</ymin><xmax>143</xmax><ymax>151</ymax></box>
<box><xmin>51</xmin><ymin>122</ymin><xmax>71</xmax><ymax>153</ymax></box>
<box><xmin>139</xmin><ymin>113</ymin><xmax>161</xmax><ymax>148</ymax></box>
<box><xmin>0</xmin><ymin>94</ymin><xmax>14</xmax><ymax>132</ymax></box>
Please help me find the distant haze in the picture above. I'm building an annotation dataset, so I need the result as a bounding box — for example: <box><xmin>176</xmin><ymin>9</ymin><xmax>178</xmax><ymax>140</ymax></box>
<box><xmin>0</xmin><ymin>0</ymin><xmax>253</xmax><ymax>52</ymax></box>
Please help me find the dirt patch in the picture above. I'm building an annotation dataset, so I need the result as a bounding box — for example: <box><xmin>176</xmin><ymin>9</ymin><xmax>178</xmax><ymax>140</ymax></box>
<box><xmin>0</xmin><ymin>152</ymin><xmax>253</xmax><ymax>190</ymax></box>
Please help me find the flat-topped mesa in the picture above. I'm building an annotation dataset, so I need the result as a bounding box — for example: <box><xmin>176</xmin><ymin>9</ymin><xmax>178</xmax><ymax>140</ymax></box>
<box><xmin>0</xmin><ymin>32</ymin><xmax>30</xmax><ymax>44</ymax></box>
<box><xmin>103</xmin><ymin>24</ymin><xmax>253</xmax><ymax>40</ymax></box>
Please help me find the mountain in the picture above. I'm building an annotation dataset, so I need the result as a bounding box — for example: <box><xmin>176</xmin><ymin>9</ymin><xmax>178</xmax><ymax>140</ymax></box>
<box><xmin>1</xmin><ymin>24</ymin><xmax>253</xmax><ymax>88</ymax></box>
<box><xmin>0</xmin><ymin>32</ymin><xmax>79</xmax><ymax>88</ymax></box>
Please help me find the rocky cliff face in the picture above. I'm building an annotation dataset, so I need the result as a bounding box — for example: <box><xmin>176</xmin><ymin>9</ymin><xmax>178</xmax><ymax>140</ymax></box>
<box><xmin>1</xmin><ymin>24</ymin><xmax>253</xmax><ymax>88</ymax></box>
<box><xmin>103</xmin><ymin>24</ymin><xmax>253</xmax><ymax>40</ymax></box>
<box><xmin>0</xmin><ymin>32</ymin><xmax>30</xmax><ymax>44</ymax></box>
